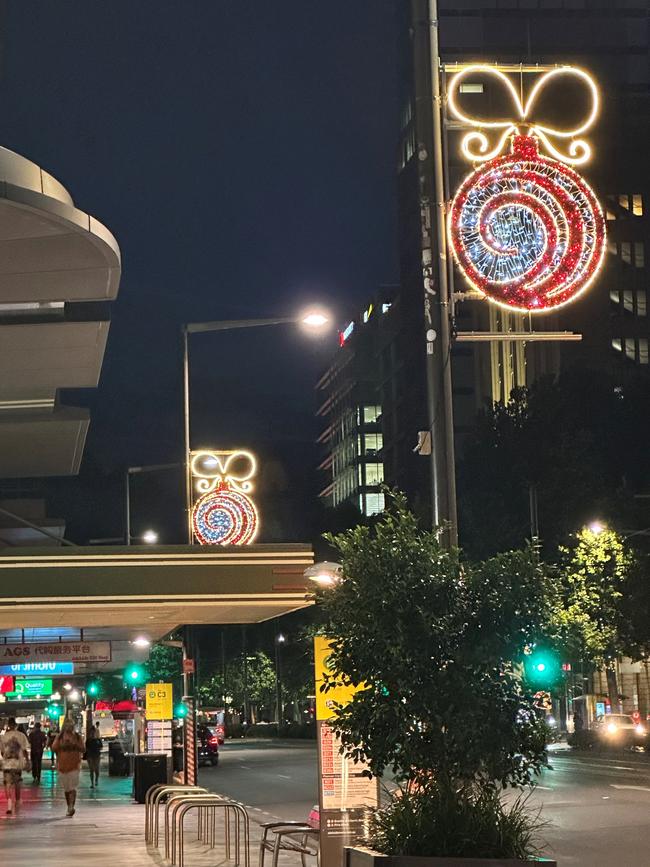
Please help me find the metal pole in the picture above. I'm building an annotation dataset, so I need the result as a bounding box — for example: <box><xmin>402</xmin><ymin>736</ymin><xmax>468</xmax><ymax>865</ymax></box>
<box><xmin>182</xmin><ymin>327</ymin><xmax>193</xmax><ymax>545</ymax></box>
<box><xmin>125</xmin><ymin>469</ymin><xmax>131</xmax><ymax>546</ymax></box>
<box><xmin>275</xmin><ymin>641</ymin><xmax>282</xmax><ymax>725</ymax></box>
<box><xmin>427</xmin><ymin>0</ymin><xmax>457</xmax><ymax>547</ymax></box>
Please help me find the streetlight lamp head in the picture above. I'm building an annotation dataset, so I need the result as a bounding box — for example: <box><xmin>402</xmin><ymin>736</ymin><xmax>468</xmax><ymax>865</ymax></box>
<box><xmin>300</xmin><ymin>311</ymin><xmax>330</xmax><ymax>329</ymax></box>
<box><xmin>304</xmin><ymin>561</ymin><xmax>343</xmax><ymax>587</ymax></box>
<box><xmin>142</xmin><ymin>529</ymin><xmax>159</xmax><ymax>544</ymax></box>
<box><xmin>132</xmin><ymin>636</ymin><xmax>151</xmax><ymax>648</ymax></box>
<box><xmin>587</xmin><ymin>521</ymin><xmax>605</xmax><ymax>535</ymax></box>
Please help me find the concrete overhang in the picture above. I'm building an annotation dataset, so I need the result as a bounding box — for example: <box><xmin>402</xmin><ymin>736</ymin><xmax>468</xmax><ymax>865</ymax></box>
<box><xmin>0</xmin><ymin>407</ymin><xmax>89</xmax><ymax>477</ymax></box>
<box><xmin>0</xmin><ymin>320</ymin><xmax>109</xmax><ymax>402</ymax></box>
<box><xmin>0</xmin><ymin>544</ymin><xmax>315</xmax><ymax>635</ymax></box>
<box><xmin>0</xmin><ymin>146</ymin><xmax>120</xmax><ymax>304</ymax></box>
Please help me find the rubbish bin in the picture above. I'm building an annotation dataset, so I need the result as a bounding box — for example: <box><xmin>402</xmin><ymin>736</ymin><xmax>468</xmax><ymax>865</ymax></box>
<box><xmin>108</xmin><ymin>740</ymin><xmax>130</xmax><ymax>777</ymax></box>
<box><xmin>133</xmin><ymin>753</ymin><xmax>169</xmax><ymax>803</ymax></box>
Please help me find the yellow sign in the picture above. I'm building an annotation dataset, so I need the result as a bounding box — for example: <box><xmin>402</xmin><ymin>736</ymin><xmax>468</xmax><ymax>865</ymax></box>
<box><xmin>314</xmin><ymin>636</ymin><xmax>358</xmax><ymax>721</ymax></box>
<box><xmin>145</xmin><ymin>682</ymin><xmax>173</xmax><ymax>720</ymax></box>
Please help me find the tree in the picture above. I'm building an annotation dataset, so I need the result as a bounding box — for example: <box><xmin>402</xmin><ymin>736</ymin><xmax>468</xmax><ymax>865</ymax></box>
<box><xmin>317</xmin><ymin>494</ymin><xmax>554</xmax><ymax>858</ymax></box>
<box><xmin>147</xmin><ymin>643</ymin><xmax>183</xmax><ymax>701</ymax></box>
<box><xmin>552</xmin><ymin>525</ymin><xmax>634</xmax><ymax>707</ymax></box>
<box><xmin>198</xmin><ymin>651</ymin><xmax>276</xmax><ymax>720</ymax></box>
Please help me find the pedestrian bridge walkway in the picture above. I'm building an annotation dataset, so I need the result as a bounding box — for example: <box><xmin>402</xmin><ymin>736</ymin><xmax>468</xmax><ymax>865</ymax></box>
<box><xmin>0</xmin><ymin>766</ymin><xmax>295</xmax><ymax>866</ymax></box>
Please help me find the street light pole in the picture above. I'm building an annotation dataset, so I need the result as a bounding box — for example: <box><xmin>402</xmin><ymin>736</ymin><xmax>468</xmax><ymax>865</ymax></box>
<box><xmin>182</xmin><ymin>312</ymin><xmax>329</xmax><ymax>546</ymax></box>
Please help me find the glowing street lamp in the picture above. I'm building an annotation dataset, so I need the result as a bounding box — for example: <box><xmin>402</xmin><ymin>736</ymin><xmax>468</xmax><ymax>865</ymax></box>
<box><xmin>182</xmin><ymin>308</ymin><xmax>332</xmax><ymax>544</ymax></box>
<box><xmin>587</xmin><ymin>521</ymin><xmax>605</xmax><ymax>536</ymax></box>
<box><xmin>304</xmin><ymin>561</ymin><xmax>343</xmax><ymax>588</ymax></box>
<box><xmin>142</xmin><ymin>529</ymin><xmax>159</xmax><ymax>544</ymax></box>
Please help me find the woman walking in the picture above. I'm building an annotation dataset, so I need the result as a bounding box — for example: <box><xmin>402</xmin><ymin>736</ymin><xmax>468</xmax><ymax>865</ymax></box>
<box><xmin>52</xmin><ymin>721</ymin><xmax>84</xmax><ymax>817</ymax></box>
<box><xmin>85</xmin><ymin>723</ymin><xmax>102</xmax><ymax>788</ymax></box>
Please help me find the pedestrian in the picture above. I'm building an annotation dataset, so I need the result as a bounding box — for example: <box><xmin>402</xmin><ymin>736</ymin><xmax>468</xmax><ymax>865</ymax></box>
<box><xmin>85</xmin><ymin>723</ymin><xmax>102</xmax><ymax>788</ymax></box>
<box><xmin>47</xmin><ymin>728</ymin><xmax>57</xmax><ymax>768</ymax></box>
<box><xmin>28</xmin><ymin>722</ymin><xmax>47</xmax><ymax>784</ymax></box>
<box><xmin>52</xmin><ymin>721</ymin><xmax>85</xmax><ymax>817</ymax></box>
<box><xmin>0</xmin><ymin>717</ymin><xmax>30</xmax><ymax>815</ymax></box>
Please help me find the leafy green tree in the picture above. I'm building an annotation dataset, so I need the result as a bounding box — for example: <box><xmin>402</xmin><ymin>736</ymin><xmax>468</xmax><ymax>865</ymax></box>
<box><xmin>198</xmin><ymin>651</ymin><xmax>276</xmax><ymax>718</ymax></box>
<box><xmin>147</xmin><ymin>643</ymin><xmax>183</xmax><ymax>700</ymax></box>
<box><xmin>319</xmin><ymin>493</ymin><xmax>550</xmax><ymax>791</ymax></box>
<box><xmin>552</xmin><ymin>525</ymin><xmax>634</xmax><ymax>706</ymax></box>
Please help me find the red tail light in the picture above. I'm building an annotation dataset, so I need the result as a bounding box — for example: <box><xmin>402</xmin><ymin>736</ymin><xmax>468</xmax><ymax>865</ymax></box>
<box><xmin>208</xmin><ymin>736</ymin><xmax>219</xmax><ymax>745</ymax></box>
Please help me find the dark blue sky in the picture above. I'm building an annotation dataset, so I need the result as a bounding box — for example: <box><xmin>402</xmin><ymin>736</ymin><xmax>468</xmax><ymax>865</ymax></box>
<box><xmin>1</xmin><ymin>2</ymin><xmax>400</xmax><ymax>541</ymax></box>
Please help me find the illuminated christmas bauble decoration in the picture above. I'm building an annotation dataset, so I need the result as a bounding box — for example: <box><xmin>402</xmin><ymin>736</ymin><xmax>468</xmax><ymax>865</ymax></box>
<box><xmin>448</xmin><ymin>135</ymin><xmax>606</xmax><ymax>312</ymax></box>
<box><xmin>192</xmin><ymin>485</ymin><xmax>258</xmax><ymax>546</ymax></box>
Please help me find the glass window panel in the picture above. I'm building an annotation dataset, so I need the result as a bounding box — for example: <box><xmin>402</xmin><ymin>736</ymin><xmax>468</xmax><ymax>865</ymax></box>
<box><xmin>612</xmin><ymin>338</ymin><xmax>622</xmax><ymax>352</ymax></box>
<box><xmin>625</xmin><ymin>338</ymin><xmax>636</xmax><ymax>360</ymax></box>
<box><xmin>624</xmin><ymin>290</ymin><xmax>634</xmax><ymax>313</ymax></box>
<box><xmin>636</xmin><ymin>244</ymin><xmax>645</xmax><ymax>268</ymax></box>
<box><xmin>638</xmin><ymin>291</ymin><xmax>647</xmax><ymax>317</ymax></box>
<box><xmin>364</xmin><ymin>433</ymin><xmax>383</xmax><ymax>453</ymax></box>
<box><xmin>633</xmin><ymin>195</ymin><xmax>643</xmax><ymax>216</ymax></box>
<box><xmin>365</xmin><ymin>463</ymin><xmax>384</xmax><ymax>485</ymax></box>
<box><xmin>621</xmin><ymin>243</ymin><xmax>631</xmax><ymax>264</ymax></box>
<box><xmin>640</xmin><ymin>339</ymin><xmax>649</xmax><ymax>365</ymax></box>
<box><xmin>363</xmin><ymin>405</ymin><xmax>381</xmax><ymax>424</ymax></box>
<box><xmin>609</xmin><ymin>290</ymin><xmax>620</xmax><ymax>305</ymax></box>
<box><xmin>619</xmin><ymin>194</ymin><xmax>630</xmax><ymax>211</ymax></box>
<box><xmin>365</xmin><ymin>493</ymin><xmax>385</xmax><ymax>516</ymax></box>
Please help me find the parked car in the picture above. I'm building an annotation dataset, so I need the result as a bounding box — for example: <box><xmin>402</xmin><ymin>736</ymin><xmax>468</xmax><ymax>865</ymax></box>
<box><xmin>594</xmin><ymin>713</ymin><xmax>647</xmax><ymax>748</ymax></box>
<box><xmin>197</xmin><ymin>724</ymin><xmax>220</xmax><ymax>766</ymax></box>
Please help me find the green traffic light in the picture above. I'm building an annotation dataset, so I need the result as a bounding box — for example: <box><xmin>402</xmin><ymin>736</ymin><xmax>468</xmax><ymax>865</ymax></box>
<box><xmin>87</xmin><ymin>681</ymin><xmax>100</xmax><ymax>697</ymax></box>
<box><xmin>175</xmin><ymin>702</ymin><xmax>189</xmax><ymax>719</ymax></box>
<box><xmin>524</xmin><ymin>649</ymin><xmax>561</xmax><ymax>687</ymax></box>
<box><xmin>124</xmin><ymin>664</ymin><xmax>145</xmax><ymax>685</ymax></box>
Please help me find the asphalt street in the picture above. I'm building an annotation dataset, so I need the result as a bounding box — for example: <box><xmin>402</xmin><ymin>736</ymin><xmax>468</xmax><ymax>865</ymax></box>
<box><xmin>199</xmin><ymin>740</ymin><xmax>650</xmax><ymax>866</ymax></box>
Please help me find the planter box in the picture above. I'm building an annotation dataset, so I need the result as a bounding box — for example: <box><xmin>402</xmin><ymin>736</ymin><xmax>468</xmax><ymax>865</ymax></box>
<box><xmin>347</xmin><ymin>845</ymin><xmax>557</xmax><ymax>867</ymax></box>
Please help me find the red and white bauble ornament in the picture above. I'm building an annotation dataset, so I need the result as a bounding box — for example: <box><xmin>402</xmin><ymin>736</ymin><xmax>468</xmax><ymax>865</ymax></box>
<box><xmin>192</xmin><ymin>483</ymin><xmax>258</xmax><ymax>546</ymax></box>
<box><xmin>448</xmin><ymin>135</ymin><xmax>606</xmax><ymax>312</ymax></box>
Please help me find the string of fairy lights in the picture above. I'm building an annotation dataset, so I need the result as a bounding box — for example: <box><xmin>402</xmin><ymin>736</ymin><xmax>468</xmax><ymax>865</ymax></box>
<box><xmin>446</xmin><ymin>65</ymin><xmax>606</xmax><ymax>313</ymax></box>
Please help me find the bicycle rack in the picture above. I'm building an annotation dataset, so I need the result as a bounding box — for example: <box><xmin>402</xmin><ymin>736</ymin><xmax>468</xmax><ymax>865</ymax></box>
<box><xmin>164</xmin><ymin>793</ymin><xmax>250</xmax><ymax>867</ymax></box>
<box><xmin>144</xmin><ymin>784</ymin><xmax>207</xmax><ymax>846</ymax></box>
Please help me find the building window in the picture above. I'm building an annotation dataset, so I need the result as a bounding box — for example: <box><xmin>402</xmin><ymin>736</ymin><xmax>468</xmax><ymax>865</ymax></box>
<box><xmin>363</xmin><ymin>433</ymin><xmax>383</xmax><ymax>455</ymax></box>
<box><xmin>363</xmin><ymin>405</ymin><xmax>381</xmax><ymax>424</ymax></box>
<box><xmin>639</xmin><ymin>291</ymin><xmax>647</xmax><ymax>317</ymax></box>
<box><xmin>607</xmin><ymin>194</ymin><xmax>644</xmax><ymax>219</ymax></box>
<box><xmin>365</xmin><ymin>493</ymin><xmax>385</xmax><ymax>516</ymax></box>
<box><xmin>618</xmin><ymin>242</ymin><xmax>645</xmax><ymax>267</ymax></box>
<box><xmin>365</xmin><ymin>463</ymin><xmax>384</xmax><ymax>486</ymax></box>
<box><xmin>633</xmin><ymin>194</ymin><xmax>644</xmax><ymax>216</ymax></box>
<box><xmin>612</xmin><ymin>337</ymin><xmax>649</xmax><ymax>364</ymax></box>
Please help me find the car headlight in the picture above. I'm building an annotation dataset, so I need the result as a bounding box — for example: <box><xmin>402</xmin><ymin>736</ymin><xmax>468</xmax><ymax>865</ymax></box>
<box><xmin>606</xmin><ymin>723</ymin><xmax>618</xmax><ymax>734</ymax></box>
<box><xmin>636</xmin><ymin>724</ymin><xmax>646</xmax><ymax>735</ymax></box>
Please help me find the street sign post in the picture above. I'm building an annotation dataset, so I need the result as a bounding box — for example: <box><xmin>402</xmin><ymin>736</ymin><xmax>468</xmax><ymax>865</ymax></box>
<box><xmin>145</xmin><ymin>683</ymin><xmax>173</xmax><ymax>721</ymax></box>
<box><xmin>314</xmin><ymin>637</ymin><xmax>379</xmax><ymax>867</ymax></box>
<box><xmin>0</xmin><ymin>641</ymin><xmax>111</xmax><ymax>664</ymax></box>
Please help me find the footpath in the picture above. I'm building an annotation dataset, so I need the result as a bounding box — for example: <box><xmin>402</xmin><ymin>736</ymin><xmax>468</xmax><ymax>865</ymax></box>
<box><xmin>0</xmin><ymin>763</ymin><xmax>294</xmax><ymax>867</ymax></box>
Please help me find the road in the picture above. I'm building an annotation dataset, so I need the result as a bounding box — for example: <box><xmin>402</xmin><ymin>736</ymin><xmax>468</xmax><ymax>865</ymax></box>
<box><xmin>199</xmin><ymin>740</ymin><xmax>650</xmax><ymax>865</ymax></box>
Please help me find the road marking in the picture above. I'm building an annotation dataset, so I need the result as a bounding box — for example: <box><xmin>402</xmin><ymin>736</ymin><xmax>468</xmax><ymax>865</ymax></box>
<box><xmin>277</xmin><ymin>774</ymin><xmax>292</xmax><ymax>779</ymax></box>
<box><xmin>239</xmin><ymin>765</ymin><xmax>251</xmax><ymax>770</ymax></box>
<box><xmin>534</xmin><ymin>785</ymin><xmax>553</xmax><ymax>790</ymax></box>
<box><xmin>611</xmin><ymin>784</ymin><xmax>650</xmax><ymax>793</ymax></box>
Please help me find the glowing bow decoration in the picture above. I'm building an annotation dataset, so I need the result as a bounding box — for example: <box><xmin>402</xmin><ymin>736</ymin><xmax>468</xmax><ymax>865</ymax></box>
<box><xmin>191</xmin><ymin>449</ymin><xmax>257</xmax><ymax>495</ymax></box>
<box><xmin>191</xmin><ymin>450</ymin><xmax>259</xmax><ymax>545</ymax></box>
<box><xmin>447</xmin><ymin>65</ymin><xmax>599</xmax><ymax>165</ymax></box>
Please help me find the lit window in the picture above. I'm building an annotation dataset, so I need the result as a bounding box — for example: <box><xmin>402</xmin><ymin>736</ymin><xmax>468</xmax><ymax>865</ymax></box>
<box><xmin>609</xmin><ymin>289</ymin><xmax>620</xmax><ymax>305</ymax></box>
<box><xmin>638</xmin><ymin>291</ymin><xmax>647</xmax><ymax>317</ymax></box>
<box><xmin>382</xmin><ymin>303</ymin><xmax>392</xmax><ymax>314</ymax></box>
<box><xmin>365</xmin><ymin>493</ymin><xmax>385</xmax><ymax>516</ymax></box>
<box><xmin>635</xmin><ymin>244</ymin><xmax>645</xmax><ymax>268</ymax></box>
<box><xmin>640</xmin><ymin>339</ymin><xmax>649</xmax><ymax>365</ymax></box>
<box><xmin>606</xmin><ymin>196</ymin><xmax>616</xmax><ymax>221</ymax></box>
<box><xmin>633</xmin><ymin>194</ymin><xmax>644</xmax><ymax>216</ymax></box>
<box><xmin>621</xmin><ymin>243</ymin><xmax>632</xmax><ymax>264</ymax></box>
<box><xmin>365</xmin><ymin>463</ymin><xmax>384</xmax><ymax>485</ymax></box>
<box><xmin>364</xmin><ymin>433</ymin><xmax>383</xmax><ymax>454</ymax></box>
<box><xmin>619</xmin><ymin>194</ymin><xmax>630</xmax><ymax>211</ymax></box>
<box><xmin>363</xmin><ymin>405</ymin><xmax>381</xmax><ymax>424</ymax></box>
<box><xmin>625</xmin><ymin>338</ymin><xmax>635</xmax><ymax>360</ymax></box>
<box><xmin>623</xmin><ymin>290</ymin><xmax>634</xmax><ymax>313</ymax></box>
<box><xmin>612</xmin><ymin>338</ymin><xmax>622</xmax><ymax>352</ymax></box>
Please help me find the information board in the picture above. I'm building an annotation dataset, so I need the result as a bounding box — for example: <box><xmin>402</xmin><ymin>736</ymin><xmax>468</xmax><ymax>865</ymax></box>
<box><xmin>0</xmin><ymin>641</ymin><xmax>110</xmax><ymax>664</ymax></box>
<box><xmin>145</xmin><ymin>682</ymin><xmax>173</xmax><ymax>721</ymax></box>
<box><xmin>7</xmin><ymin>678</ymin><xmax>53</xmax><ymax>698</ymax></box>
<box><xmin>314</xmin><ymin>637</ymin><xmax>379</xmax><ymax>867</ymax></box>
<box><xmin>0</xmin><ymin>662</ymin><xmax>74</xmax><ymax>676</ymax></box>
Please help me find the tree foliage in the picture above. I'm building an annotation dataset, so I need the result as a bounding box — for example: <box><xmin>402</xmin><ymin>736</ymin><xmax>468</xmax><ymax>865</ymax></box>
<box><xmin>319</xmin><ymin>494</ymin><xmax>550</xmax><ymax>791</ymax></box>
<box><xmin>198</xmin><ymin>650</ymin><xmax>276</xmax><ymax>713</ymax></box>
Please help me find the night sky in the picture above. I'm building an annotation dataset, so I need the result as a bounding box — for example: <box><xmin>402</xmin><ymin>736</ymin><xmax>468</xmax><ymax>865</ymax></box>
<box><xmin>1</xmin><ymin>2</ymin><xmax>400</xmax><ymax>543</ymax></box>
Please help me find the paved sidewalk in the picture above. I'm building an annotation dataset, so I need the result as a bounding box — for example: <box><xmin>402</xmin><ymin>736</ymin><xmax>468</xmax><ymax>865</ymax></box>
<box><xmin>0</xmin><ymin>764</ymin><xmax>300</xmax><ymax>867</ymax></box>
